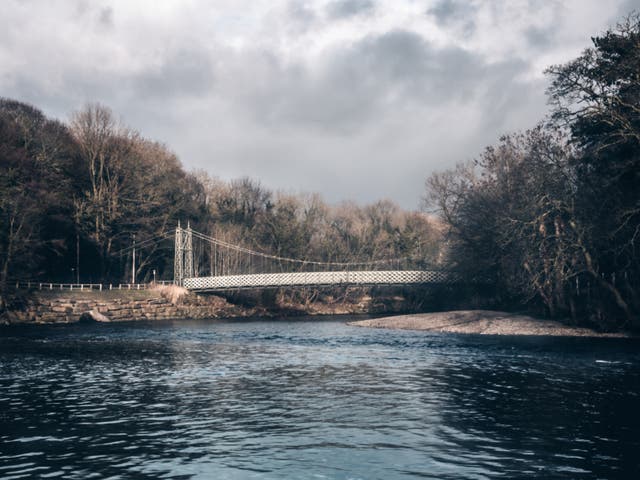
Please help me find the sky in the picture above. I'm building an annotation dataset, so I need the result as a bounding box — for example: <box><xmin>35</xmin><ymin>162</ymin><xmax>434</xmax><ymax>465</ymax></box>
<box><xmin>1</xmin><ymin>0</ymin><xmax>638</xmax><ymax>209</ymax></box>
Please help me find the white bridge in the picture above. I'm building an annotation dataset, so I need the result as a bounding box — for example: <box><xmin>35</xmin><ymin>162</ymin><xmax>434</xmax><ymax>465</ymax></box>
<box><xmin>183</xmin><ymin>270</ymin><xmax>456</xmax><ymax>292</ymax></box>
<box><xmin>174</xmin><ymin>224</ymin><xmax>456</xmax><ymax>291</ymax></box>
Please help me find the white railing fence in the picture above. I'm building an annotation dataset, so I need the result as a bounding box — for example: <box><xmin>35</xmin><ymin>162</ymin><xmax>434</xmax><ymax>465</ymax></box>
<box><xmin>10</xmin><ymin>280</ymin><xmax>175</xmax><ymax>292</ymax></box>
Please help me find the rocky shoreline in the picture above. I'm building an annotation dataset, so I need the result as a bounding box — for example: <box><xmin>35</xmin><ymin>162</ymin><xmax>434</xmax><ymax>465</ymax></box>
<box><xmin>0</xmin><ymin>285</ymin><xmax>421</xmax><ymax>325</ymax></box>
<box><xmin>0</xmin><ymin>285</ymin><xmax>256</xmax><ymax>325</ymax></box>
<box><xmin>4</xmin><ymin>288</ymin><xmax>631</xmax><ymax>337</ymax></box>
<box><xmin>349</xmin><ymin>310</ymin><xmax>631</xmax><ymax>337</ymax></box>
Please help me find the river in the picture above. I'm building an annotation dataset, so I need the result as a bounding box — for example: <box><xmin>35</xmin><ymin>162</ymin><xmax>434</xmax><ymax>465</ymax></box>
<box><xmin>1</xmin><ymin>316</ymin><xmax>639</xmax><ymax>479</ymax></box>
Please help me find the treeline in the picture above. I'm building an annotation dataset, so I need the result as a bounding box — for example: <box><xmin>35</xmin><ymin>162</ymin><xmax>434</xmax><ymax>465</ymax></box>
<box><xmin>195</xmin><ymin>177</ymin><xmax>441</xmax><ymax>272</ymax></box>
<box><xmin>0</xmin><ymin>101</ymin><xmax>441</xmax><ymax>300</ymax></box>
<box><xmin>426</xmin><ymin>15</ymin><xmax>640</xmax><ymax>330</ymax></box>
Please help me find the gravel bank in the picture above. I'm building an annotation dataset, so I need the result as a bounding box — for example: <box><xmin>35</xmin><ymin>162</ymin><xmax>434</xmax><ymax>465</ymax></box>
<box><xmin>349</xmin><ymin>310</ymin><xmax>629</xmax><ymax>337</ymax></box>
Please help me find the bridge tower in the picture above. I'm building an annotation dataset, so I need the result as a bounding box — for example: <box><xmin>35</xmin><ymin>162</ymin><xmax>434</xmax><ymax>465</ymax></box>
<box><xmin>174</xmin><ymin>222</ymin><xmax>183</xmax><ymax>285</ymax></box>
<box><xmin>185</xmin><ymin>222</ymin><xmax>194</xmax><ymax>279</ymax></box>
<box><xmin>173</xmin><ymin>221</ymin><xmax>194</xmax><ymax>286</ymax></box>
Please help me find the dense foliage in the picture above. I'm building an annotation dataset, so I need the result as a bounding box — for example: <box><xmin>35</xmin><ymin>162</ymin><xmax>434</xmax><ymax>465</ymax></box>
<box><xmin>426</xmin><ymin>15</ymin><xmax>640</xmax><ymax>330</ymax></box>
<box><xmin>0</xmin><ymin>101</ymin><xmax>440</xmax><ymax>304</ymax></box>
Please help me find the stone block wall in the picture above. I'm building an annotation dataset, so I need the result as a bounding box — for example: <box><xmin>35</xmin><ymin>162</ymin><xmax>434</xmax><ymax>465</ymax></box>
<box><xmin>2</xmin><ymin>290</ymin><xmax>256</xmax><ymax>324</ymax></box>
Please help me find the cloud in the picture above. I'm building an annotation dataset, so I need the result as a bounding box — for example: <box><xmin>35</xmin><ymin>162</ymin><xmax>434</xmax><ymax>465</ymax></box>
<box><xmin>288</xmin><ymin>0</ymin><xmax>317</xmax><ymax>25</ymax></box>
<box><xmin>525</xmin><ymin>25</ymin><xmax>555</xmax><ymax>48</ymax></box>
<box><xmin>132</xmin><ymin>48</ymin><xmax>217</xmax><ymax>99</ymax></box>
<box><xmin>617</xmin><ymin>0</ymin><xmax>640</xmax><ymax>18</ymax></box>
<box><xmin>0</xmin><ymin>0</ymin><xmax>632</xmax><ymax>208</ymax></box>
<box><xmin>428</xmin><ymin>0</ymin><xmax>471</xmax><ymax>23</ymax></box>
<box><xmin>98</xmin><ymin>6</ymin><xmax>114</xmax><ymax>28</ymax></box>
<box><xmin>326</xmin><ymin>0</ymin><xmax>376</xmax><ymax>19</ymax></box>
<box><xmin>226</xmin><ymin>29</ymin><xmax>529</xmax><ymax>137</ymax></box>
<box><xmin>427</xmin><ymin>0</ymin><xmax>477</xmax><ymax>35</ymax></box>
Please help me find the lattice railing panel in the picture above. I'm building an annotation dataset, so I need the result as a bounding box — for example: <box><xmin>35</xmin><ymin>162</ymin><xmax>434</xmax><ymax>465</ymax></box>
<box><xmin>183</xmin><ymin>270</ymin><xmax>458</xmax><ymax>291</ymax></box>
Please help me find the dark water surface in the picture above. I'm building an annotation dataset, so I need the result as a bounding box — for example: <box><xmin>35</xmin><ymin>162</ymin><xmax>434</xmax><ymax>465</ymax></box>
<box><xmin>1</xmin><ymin>316</ymin><xmax>639</xmax><ymax>479</ymax></box>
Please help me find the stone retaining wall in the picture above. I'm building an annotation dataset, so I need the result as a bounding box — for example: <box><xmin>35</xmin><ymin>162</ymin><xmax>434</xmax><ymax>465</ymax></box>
<box><xmin>2</xmin><ymin>290</ymin><xmax>255</xmax><ymax>324</ymax></box>
<box><xmin>1</xmin><ymin>285</ymin><xmax>425</xmax><ymax>325</ymax></box>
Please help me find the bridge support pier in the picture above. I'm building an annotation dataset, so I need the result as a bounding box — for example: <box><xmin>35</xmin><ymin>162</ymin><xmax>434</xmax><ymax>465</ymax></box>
<box><xmin>173</xmin><ymin>222</ymin><xmax>194</xmax><ymax>286</ymax></box>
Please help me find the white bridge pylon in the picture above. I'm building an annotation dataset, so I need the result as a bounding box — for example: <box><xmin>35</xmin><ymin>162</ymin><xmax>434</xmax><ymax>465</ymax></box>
<box><xmin>174</xmin><ymin>223</ymin><xmax>456</xmax><ymax>291</ymax></box>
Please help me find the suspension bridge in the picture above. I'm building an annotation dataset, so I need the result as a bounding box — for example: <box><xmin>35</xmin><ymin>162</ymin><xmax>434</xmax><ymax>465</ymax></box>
<box><xmin>172</xmin><ymin>223</ymin><xmax>457</xmax><ymax>292</ymax></box>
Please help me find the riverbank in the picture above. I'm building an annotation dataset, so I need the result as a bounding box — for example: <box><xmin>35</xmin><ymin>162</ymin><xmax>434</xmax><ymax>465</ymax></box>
<box><xmin>349</xmin><ymin>310</ymin><xmax>631</xmax><ymax>337</ymax></box>
<box><xmin>0</xmin><ymin>285</ymin><xmax>422</xmax><ymax>324</ymax></box>
<box><xmin>0</xmin><ymin>285</ymin><xmax>257</xmax><ymax>324</ymax></box>
<box><xmin>7</xmin><ymin>287</ymin><xmax>625</xmax><ymax>336</ymax></box>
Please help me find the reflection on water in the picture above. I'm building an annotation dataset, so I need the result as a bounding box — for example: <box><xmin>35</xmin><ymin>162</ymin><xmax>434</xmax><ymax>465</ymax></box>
<box><xmin>1</xmin><ymin>317</ymin><xmax>639</xmax><ymax>479</ymax></box>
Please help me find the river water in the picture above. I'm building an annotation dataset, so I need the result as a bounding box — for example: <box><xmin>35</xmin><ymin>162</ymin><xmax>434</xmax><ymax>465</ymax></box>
<box><xmin>1</xmin><ymin>316</ymin><xmax>639</xmax><ymax>479</ymax></box>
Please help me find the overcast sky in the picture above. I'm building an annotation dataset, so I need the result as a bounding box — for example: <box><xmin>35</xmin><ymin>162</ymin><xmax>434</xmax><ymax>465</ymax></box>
<box><xmin>1</xmin><ymin>0</ymin><xmax>638</xmax><ymax>209</ymax></box>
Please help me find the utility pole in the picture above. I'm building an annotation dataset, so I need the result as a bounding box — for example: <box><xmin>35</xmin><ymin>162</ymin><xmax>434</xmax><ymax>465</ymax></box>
<box><xmin>132</xmin><ymin>234</ymin><xmax>136</xmax><ymax>284</ymax></box>
<box><xmin>76</xmin><ymin>232</ymin><xmax>80</xmax><ymax>284</ymax></box>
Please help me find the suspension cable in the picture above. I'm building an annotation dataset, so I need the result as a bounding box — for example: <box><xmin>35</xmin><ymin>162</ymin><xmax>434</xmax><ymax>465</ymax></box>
<box><xmin>189</xmin><ymin>229</ymin><xmax>411</xmax><ymax>267</ymax></box>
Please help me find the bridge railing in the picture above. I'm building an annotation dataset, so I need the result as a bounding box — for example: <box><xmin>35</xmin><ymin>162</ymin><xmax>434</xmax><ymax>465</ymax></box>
<box><xmin>184</xmin><ymin>270</ymin><xmax>460</xmax><ymax>291</ymax></box>
<box><xmin>9</xmin><ymin>281</ymin><xmax>175</xmax><ymax>292</ymax></box>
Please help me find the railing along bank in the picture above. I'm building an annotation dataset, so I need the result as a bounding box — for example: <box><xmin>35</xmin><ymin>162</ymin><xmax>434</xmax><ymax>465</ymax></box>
<box><xmin>10</xmin><ymin>281</ymin><xmax>174</xmax><ymax>292</ymax></box>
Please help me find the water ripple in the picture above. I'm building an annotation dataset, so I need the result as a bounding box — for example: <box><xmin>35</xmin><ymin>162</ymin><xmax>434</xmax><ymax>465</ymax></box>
<box><xmin>1</xmin><ymin>317</ymin><xmax>639</xmax><ymax>479</ymax></box>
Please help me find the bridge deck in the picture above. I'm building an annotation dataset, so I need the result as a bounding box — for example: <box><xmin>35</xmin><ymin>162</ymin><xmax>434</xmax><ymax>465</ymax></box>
<box><xmin>183</xmin><ymin>270</ymin><xmax>455</xmax><ymax>291</ymax></box>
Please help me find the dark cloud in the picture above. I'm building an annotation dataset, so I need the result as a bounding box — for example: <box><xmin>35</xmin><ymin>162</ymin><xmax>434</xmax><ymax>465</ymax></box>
<box><xmin>326</xmin><ymin>0</ymin><xmax>375</xmax><ymax>19</ymax></box>
<box><xmin>239</xmin><ymin>30</ymin><xmax>527</xmax><ymax>135</ymax></box>
<box><xmin>3</xmin><ymin>42</ymin><xmax>217</xmax><ymax>125</ymax></box>
<box><xmin>98</xmin><ymin>7</ymin><xmax>114</xmax><ymax>28</ymax></box>
<box><xmin>617</xmin><ymin>0</ymin><xmax>640</xmax><ymax>18</ymax></box>
<box><xmin>132</xmin><ymin>48</ymin><xmax>217</xmax><ymax>99</ymax></box>
<box><xmin>428</xmin><ymin>0</ymin><xmax>458</xmax><ymax>22</ymax></box>
<box><xmin>74</xmin><ymin>0</ymin><xmax>90</xmax><ymax>18</ymax></box>
<box><xmin>428</xmin><ymin>0</ymin><xmax>475</xmax><ymax>23</ymax></box>
<box><xmin>427</xmin><ymin>0</ymin><xmax>477</xmax><ymax>37</ymax></box>
<box><xmin>288</xmin><ymin>1</ymin><xmax>317</xmax><ymax>26</ymax></box>
<box><xmin>525</xmin><ymin>25</ymin><xmax>555</xmax><ymax>48</ymax></box>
